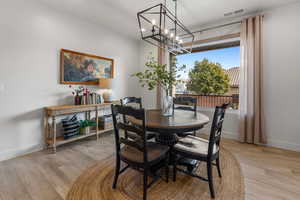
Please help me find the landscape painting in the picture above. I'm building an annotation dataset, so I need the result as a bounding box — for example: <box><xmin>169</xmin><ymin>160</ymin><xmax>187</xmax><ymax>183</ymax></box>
<box><xmin>60</xmin><ymin>49</ymin><xmax>114</xmax><ymax>85</ymax></box>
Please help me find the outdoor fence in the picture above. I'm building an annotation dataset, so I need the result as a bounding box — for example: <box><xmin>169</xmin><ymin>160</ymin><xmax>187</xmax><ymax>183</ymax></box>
<box><xmin>176</xmin><ymin>93</ymin><xmax>239</xmax><ymax>109</ymax></box>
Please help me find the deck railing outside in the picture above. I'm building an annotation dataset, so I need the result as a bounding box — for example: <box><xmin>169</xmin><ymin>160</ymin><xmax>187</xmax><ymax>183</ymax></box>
<box><xmin>175</xmin><ymin>93</ymin><xmax>239</xmax><ymax>109</ymax></box>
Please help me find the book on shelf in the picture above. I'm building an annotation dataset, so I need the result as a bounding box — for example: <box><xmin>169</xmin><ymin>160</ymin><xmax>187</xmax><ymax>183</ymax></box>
<box><xmin>79</xmin><ymin>93</ymin><xmax>103</xmax><ymax>105</ymax></box>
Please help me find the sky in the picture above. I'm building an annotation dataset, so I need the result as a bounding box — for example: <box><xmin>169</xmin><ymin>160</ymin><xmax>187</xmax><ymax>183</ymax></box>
<box><xmin>176</xmin><ymin>46</ymin><xmax>240</xmax><ymax>79</ymax></box>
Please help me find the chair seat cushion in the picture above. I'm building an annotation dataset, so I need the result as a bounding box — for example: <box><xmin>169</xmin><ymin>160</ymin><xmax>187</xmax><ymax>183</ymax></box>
<box><xmin>120</xmin><ymin>142</ymin><xmax>169</xmax><ymax>163</ymax></box>
<box><xmin>174</xmin><ymin>136</ymin><xmax>219</xmax><ymax>156</ymax></box>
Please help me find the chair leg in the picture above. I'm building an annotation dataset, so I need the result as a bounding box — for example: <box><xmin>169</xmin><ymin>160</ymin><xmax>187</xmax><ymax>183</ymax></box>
<box><xmin>207</xmin><ymin>161</ymin><xmax>215</xmax><ymax>198</ymax></box>
<box><xmin>216</xmin><ymin>157</ymin><xmax>222</xmax><ymax>178</ymax></box>
<box><xmin>173</xmin><ymin>157</ymin><xmax>177</xmax><ymax>182</ymax></box>
<box><xmin>165</xmin><ymin>156</ymin><xmax>169</xmax><ymax>183</ymax></box>
<box><xmin>143</xmin><ymin>168</ymin><xmax>148</xmax><ymax>200</ymax></box>
<box><xmin>112</xmin><ymin>156</ymin><xmax>120</xmax><ymax>189</ymax></box>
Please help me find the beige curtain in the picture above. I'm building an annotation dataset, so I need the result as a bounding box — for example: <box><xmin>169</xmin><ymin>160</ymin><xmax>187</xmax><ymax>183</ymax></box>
<box><xmin>239</xmin><ymin>16</ymin><xmax>267</xmax><ymax>144</ymax></box>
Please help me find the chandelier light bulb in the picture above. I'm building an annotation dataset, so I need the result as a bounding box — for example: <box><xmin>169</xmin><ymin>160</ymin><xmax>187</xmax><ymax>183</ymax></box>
<box><xmin>175</xmin><ymin>36</ymin><xmax>179</xmax><ymax>41</ymax></box>
<box><xmin>170</xmin><ymin>33</ymin><xmax>174</xmax><ymax>38</ymax></box>
<box><xmin>164</xmin><ymin>29</ymin><xmax>169</xmax><ymax>34</ymax></box>
<box><xmin>151</xmin><ymin>19</ymin><xmax>156</xmax><ymax>25</ymax></box>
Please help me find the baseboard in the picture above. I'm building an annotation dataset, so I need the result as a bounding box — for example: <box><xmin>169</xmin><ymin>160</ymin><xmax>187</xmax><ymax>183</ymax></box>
<box><xmin>199</xmin><ymin>128</ymin><xmax>300</xmax><ymax>152</ymax></box>
<box><xmin>0</xmin><ymin>143</ymin><xmax>44</xmax><ymax>162</ymax></box>
<box><xmin>266</xmin><ymin>139</ymin><xmax>300</xmax><ymax>152</ymax></box>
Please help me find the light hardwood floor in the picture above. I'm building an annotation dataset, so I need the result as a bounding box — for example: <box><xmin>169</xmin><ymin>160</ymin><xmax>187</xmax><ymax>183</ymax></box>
<box><xmin>0</xmin><ymin>132</ymin><xmax>300</xmax><ymax>200</ymax></box>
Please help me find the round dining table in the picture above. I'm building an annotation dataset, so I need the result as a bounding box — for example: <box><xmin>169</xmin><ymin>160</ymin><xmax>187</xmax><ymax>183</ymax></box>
<box><xmin>129</xmin><ymin>109</ymin><xmax>210</xmax><ymax>145</ymax></box>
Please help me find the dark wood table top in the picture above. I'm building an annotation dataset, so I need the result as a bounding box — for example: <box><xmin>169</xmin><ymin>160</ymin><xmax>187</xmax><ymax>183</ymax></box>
<box><xmin>129</xmin><ymin>109</ymin><xmax>210</xmax><ymax>131</ymax></box>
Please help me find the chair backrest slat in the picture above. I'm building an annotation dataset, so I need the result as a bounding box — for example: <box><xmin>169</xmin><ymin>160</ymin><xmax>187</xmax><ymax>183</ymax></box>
<box><xmin>111</xmin><ymin>104</ymin><xmax>149</xmax><ymax>163</ymax></box>
<box><xmin>126</xmin><ymin>131</ymin><xmax>142</xmax><ymax>141</ymax></box>
<box><xmin>114</xmin><ymin>105</ymin><xmax>144</xmax><ymax>120</ymax></box>
<box><xmin>119</xmin><ymin>137</ymin><xmax>144</xmax><ymax>151</ymax></box>
<box><xmin>117</xmin><ymin>122</ymin><xmax>143</xmax><ymax>135</ymax></box>
<box><xmin>208</xmin><ymin>103</ymin><xmax>229</xmax><ymax>157</ymax></box>
<box><xmin>120</xmin><ymin>97</ymin><xmax>143</xmax><ymax>139</ymax></box>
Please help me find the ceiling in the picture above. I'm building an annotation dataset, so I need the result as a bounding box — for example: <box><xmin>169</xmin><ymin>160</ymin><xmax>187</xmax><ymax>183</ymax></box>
<box><xmin>102</xmin><ymin>0</ymin><xmax>299</xmax><ymax>27</ymax></box>
<box><xmin>40</xmin><ymin>0</ymin><xmax>300</xmax><ymax>39</ymax></box>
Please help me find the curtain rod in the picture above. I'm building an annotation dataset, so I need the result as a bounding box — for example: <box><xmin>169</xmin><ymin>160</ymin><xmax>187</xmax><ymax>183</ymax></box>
<box><xmin>187</xmin><ymin>14</ymin><xmax>265</xmax><ymax>36</ymax></box>
<box><xmin>181</xmin><ymin>20</ymin><xmax>241</xmax><ymax>36</ymax></box>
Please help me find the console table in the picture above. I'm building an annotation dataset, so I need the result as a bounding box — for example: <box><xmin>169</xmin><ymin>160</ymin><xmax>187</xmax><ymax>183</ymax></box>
<box><xmin>44</xmin><ymin>102</ymin><xmax>117</xmax><ymax>153</ymax></box>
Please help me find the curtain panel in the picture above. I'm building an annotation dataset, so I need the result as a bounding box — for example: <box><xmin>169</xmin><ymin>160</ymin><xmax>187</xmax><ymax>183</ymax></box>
<box><xmin>239</xmin><ymin>15</ymin><xmax>267</xmax><ymax>144</ymax></box>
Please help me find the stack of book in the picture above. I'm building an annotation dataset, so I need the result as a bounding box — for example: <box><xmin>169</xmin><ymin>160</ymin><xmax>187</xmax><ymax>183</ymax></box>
<box><xmin>79</xmin><ymin>93</ymin><xmax>104</xmax><ymax>105</ymax></box>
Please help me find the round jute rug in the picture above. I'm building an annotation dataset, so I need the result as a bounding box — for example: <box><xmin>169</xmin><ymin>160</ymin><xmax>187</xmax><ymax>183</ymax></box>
<box><xmin>66</xmin><ymin>148</ymin><xmax>244</xmax><ymax>200</ymax></box>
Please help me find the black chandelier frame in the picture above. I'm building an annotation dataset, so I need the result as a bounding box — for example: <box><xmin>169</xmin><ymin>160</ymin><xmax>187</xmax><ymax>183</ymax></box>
<box><xmin>137</xmin><ymin>2</ymin><xmax>194</xmax><ymax>55</ymax></box>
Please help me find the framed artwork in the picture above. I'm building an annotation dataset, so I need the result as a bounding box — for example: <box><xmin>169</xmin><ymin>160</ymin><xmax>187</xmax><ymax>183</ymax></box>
<box><xmin>60</xmin><ymin>49</ymin><xmax>114</xmax><ymax>85</ymax></box>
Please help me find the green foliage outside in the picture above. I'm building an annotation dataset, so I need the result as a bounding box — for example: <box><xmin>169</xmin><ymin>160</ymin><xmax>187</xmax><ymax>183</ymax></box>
<box><xmin>186</xmin><ymin>58</ymin><xmax>230</xmax><ymax>95</ymax></box>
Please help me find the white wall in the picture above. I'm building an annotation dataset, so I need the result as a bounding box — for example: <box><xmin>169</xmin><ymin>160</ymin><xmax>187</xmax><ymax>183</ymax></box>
<box><xmin>262</xmin><ymin>2</ymin><xmax>300</xmax><ymax>151</ymax></box>
<box><xmin>139</xmin><ymin>42</ymin><xmax>158</xmax><ymax>109</ymax></box>
<box><xmin>0</xmin><ymin>0</ymin><xmax>140</xmax><ymax>161</ymax></box>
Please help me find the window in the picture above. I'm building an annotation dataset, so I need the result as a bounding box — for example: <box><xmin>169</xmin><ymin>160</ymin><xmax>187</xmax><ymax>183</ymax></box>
<box><xmin>175</xmin><ymin>45</ymin><xmax>240</xmax><ymax>109</ymax></box>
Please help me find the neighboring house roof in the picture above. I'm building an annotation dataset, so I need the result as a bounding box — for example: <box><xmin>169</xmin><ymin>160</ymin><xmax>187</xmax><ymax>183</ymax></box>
<box><xmin>225</xmin><ymin>67</ymin><xmax>240</xmax><ymax>87</ymax></box>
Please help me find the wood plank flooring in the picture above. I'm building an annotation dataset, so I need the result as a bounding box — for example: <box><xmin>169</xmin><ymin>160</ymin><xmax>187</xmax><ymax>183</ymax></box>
<box><xmin>0</xmin><ymin>132</ymin><xmax>300</xmax><ymax>200</ymax></box>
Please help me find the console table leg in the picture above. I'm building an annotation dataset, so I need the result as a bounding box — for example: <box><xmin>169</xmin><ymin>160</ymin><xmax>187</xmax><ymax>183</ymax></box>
<box><xmin>52</xmin><ymin>116</ymin><xmax>57</xmax><ymax>153</ymax></box>
<box><xmin>96</xmin><ymin>108</ymin><xmax>99</xmax><ymax>140</ymax></box>
<box><xmin>44</xmin><ymin>111</ymin><xmax>49</xmax><ymax>149</ymax></box>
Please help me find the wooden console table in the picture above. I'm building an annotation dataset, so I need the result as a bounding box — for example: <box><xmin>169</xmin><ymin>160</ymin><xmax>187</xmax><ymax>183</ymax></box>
<box><xmin>44</xmin><ymin>102</ymin><xmax>117</xmax><ymax>153</ymax></box>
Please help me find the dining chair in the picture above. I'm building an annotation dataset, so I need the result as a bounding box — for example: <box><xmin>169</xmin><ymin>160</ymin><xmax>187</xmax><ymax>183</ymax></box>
<box><xmin>121</xmin><ymin>97</ymin><xmax>156</xmax><ymax>140</ymax></box>
<box><xmin>172</xmin><ymin>103</ymin><xmax>229</xmax><ymax>198</ymax></box>
<box><xmin>121</xmin><ymin>97</ymin><xmax>143</xmax><ymax>109</ymax></box>
<box><xmin>111</xmin><ymin>104</ymin><xmax>170</xmax><ymax>200</ymax></box>
<box><xmin>173</xmin><ymin>96</ymin><xmax>197</xmax><ymax>137</ymax></box>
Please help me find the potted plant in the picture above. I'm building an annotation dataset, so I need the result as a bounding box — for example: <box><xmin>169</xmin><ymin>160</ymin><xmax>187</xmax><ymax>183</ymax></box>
<box><xmin>79</xmin><ymin>120</ymin><xmax>97</xmax><ymax>135</ymax></box>
<box><xmin>132</xmin><ymin>56</ymin><xmax>185</xmax><ymax>116</ymax></box>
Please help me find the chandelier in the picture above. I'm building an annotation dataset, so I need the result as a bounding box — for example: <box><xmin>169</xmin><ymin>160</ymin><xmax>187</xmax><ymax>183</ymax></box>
<box><xmin>137</xmin><ymin>0</ymin><xmax>194</xmax><ymax>55</ymax></box>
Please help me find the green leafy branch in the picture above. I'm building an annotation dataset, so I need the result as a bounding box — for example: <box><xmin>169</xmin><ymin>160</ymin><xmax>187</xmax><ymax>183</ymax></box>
<box><xmin>132</xmin><ymin>56</ymin><xmax>186</xmax><ymax>96</ymax></box>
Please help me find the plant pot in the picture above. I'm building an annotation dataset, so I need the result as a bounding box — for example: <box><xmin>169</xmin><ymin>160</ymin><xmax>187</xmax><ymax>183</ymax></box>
<box><xmin>162</xmin><ymin>95</ymin><xmax>173</xmax><ymax>116</ymax></box>
<box><xmin>80</xmin><ymin>126</ymin><xmax>90</xmax><ymax>135</ymax></box>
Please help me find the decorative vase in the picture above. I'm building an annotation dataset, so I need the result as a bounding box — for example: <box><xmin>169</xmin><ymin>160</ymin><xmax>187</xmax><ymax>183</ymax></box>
<box><xmin>162</xmin><ymin>95</ymin><xmax>173</xmax><ymax>116</ymax></box>
<box><xmin>74</xmin><ymin>95</ymin><xmax>81</xmax><ymax>105</ymax></box>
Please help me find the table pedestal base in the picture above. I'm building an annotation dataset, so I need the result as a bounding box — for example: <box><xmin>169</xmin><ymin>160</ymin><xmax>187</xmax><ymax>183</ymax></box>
<box><xmin>156</xmin><ymin>134</ymin><xmax>178</xmax><ymax>146</ymax></box>
<box><xmin>155</xmin><ymin>134</ymin><xmax>198</xmax><ymax>172</ymax></box>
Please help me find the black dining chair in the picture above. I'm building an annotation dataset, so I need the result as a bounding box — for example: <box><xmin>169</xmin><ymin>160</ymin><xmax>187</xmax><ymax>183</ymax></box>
<box><xmin>111</xmin><ymin>104</ymin><xmax>170</xmax><ymax>200</ymax></box>
<box><xmin>121</xmin><ymin>97</ymin><xmax>156</xmax><ymax>140</ymax></box>
<box><xmin>172</xmin><ymin>103</ymin><xmax>229</xmax><ymax>198</ymax></box>
<box><xmin>173</xmin><ymin>96</ymin><xmax>197</xmax><ymax>137</ymax></box>
<box><xmin>121</xmin><ymin>97</ymin><xmax>143</xmax><ymax>109</ymax></box>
